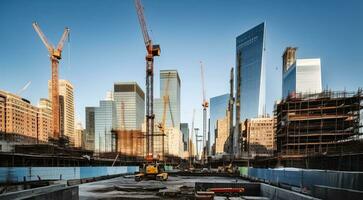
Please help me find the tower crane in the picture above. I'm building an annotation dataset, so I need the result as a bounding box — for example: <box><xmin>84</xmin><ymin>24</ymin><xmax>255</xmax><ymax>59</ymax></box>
<box><xmin>134</xmin><ymin>0</ymin><xmax>161</xmax><ymax>160</ymax></box>
<box><xmin>189</xmin><ymin>109</ymin><xmax>196</xmax><ymax>168</ymax></box>
<box><xmin>32</xmin><ymin>22</ymin><xmax>70</xmax><ymax>140</ymax></box>
<box><xmin>200</xmin><ymin>61</ymin><xmax>209</xmax><ymax>164</ymax></box>
<box><xmin>134</xmin><ymin>0</ymin><xmax>167</xmax><ymax>182</ymax></box>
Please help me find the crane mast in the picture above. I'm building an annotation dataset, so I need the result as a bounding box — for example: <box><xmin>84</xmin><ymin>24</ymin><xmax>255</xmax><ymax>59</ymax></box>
<box><xmin>32</xmin><ymin>22</ymin><xmax>69</xmax><ymax>140</ymax></box>
<box><xmin>134</xmin><ymin>0</ymin><xmax>160</xmax><ymax>160</ymax></box>
<box><xmin>200</xmin><ymin>61</ymin><xmax>208</xmax><ymax>164</ymax></box>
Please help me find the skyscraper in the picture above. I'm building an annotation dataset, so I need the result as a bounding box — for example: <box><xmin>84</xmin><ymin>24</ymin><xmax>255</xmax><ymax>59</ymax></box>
<box><xmin>94</xmin><ymin>92</ymin><xmax>117</xmax><ymax>153</ymax></box>
<box><xmin>209</xmin><ymin>94</ymin><xmax>229</xmax><ymax>155</ymax></box>
<box><xmin>155</xmin><ymin>70</ymin><xmax>181</xmax><ymax>129</ymax></box>
<box><xmin>236</xmin><ymin>22</ymin><xmax>266</xmax><ymax>121</ymax></box>
<box><xmin>180</xmin><ymin>123</ymin><xmax>189</xmax><ymax>151</ymax></box>
<box><xmin>113</xmin><ymin>82</ymin><xmax>145</xmax><ymax>131</ymax></box>
<box><xmin>282</xmin><ymin>47</ymin><xmax>322</xmax><ymax>98</ymax></box>
<box><xmin>85</xmin><ymin>107</ymin><xmax>95</xmax><ymax>151</ymax></box>
<box><xmin>48</xmin><ymin>79</ymin><xmax>75</xmax><ymax>146</ymax></box>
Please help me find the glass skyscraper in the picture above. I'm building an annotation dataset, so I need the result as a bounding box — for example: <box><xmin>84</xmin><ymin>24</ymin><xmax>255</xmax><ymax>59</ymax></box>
<box><xmin>180</xmin><ymin>123</ymin><xmax>189</xmax><ymax>151</ymax></box>
<box><xmin>236</xmin><ymin>22</ymin><xmax>266</xmax><ymax>121</ymax></box>
<box><xmin>282</xmin><ymin>58</ymin><xmax>322</xmax><ymax>98</ymax></box>
<box><xmin>113</xmin><ymin>82</ymin><xmax>145</xmax><ymax>131</ymax></box>
<box><xmin>94</xmin><ymin>93</ymin><xmax>117</xmax><ymax>153</ymax></box>
<box><xmin>209</xmin><ymin>94</ymin><xmax>229</xmax><ymax>155</ymax></box>
<box><xmin>154</xmin><ymin>70</ymin><xmax>181</xmax><ymax>129</ymax></box>
<box><xmin>85</xmin><ymin>107</ymin><xmax>95</xmax><ymax>151</ymax></box>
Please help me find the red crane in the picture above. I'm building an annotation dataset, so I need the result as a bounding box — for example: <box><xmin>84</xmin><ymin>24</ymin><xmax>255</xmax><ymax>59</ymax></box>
<box><xmin>134</xmin><ymin>0</ymin><xmax>161</xmax><ymax>160</ymax></box>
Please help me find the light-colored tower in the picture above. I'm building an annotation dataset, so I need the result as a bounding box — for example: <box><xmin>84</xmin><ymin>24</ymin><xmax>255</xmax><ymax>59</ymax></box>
<box><xmin>38</xmin><ymin>98</ymin><xmax>53</xmax><ymax>142</ymax></box>
<box><xmin>49</xmin><ymin>79</ymin><xmax>75</xmax><ymax>146</ymax></box>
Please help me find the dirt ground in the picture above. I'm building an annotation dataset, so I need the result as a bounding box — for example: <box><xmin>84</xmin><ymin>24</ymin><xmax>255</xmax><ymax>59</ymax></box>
<box><xmin>79</xmin><ymin>175</ymin><xmax>248</xmax><ymax>199</ymax></box>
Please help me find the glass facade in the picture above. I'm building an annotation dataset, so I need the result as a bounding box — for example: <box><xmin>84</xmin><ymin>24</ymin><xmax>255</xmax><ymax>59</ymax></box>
<box><xmin>85</xmin><ymin>107</ymin><xmax>95</xmax><ymax>151</ymax></box>
<box><xmin>94</xmin><ymin>100</ymin><xmax>117</xmax><ymax>153</ymax></box>
<box><xmin>155</xmin><ymin>70</ymin><xmax>181</xmax><ymax>129</ymax></box>
<box><xmin>180</xmin><ymin>123</ymin><xmax>189</xmax><ymax>151</ymax></box>
<box><xmin>236</xmin><ymin>22</ymin><xmax>266</xmax><ymax>121</ymax></box>
<box><xmin>209</xmin><ymin>94</ymin><xmax>229</xmax><ymax>154</ymax></box>
<box><xmin>114</xmin><ymin>82</ymin><xmax>145</xmax><ymax>130</ymax></box>
<box><xmin>282</xmin><ymin>58</ymin><xmax>322</xmax><ymax>98</ymax></box>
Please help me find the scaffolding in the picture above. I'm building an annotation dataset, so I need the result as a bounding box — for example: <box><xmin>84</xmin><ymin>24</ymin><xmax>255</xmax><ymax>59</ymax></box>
<box><xmin>275</xmin><ymin>89</ymin><xmax>363</xmax><ymax>157</ymax></box>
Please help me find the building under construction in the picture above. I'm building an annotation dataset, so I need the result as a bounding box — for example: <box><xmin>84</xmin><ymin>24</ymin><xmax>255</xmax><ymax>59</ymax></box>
<box><xmin>275</xmin><ymin>89</ymin><xmax>363</xmax><ymax>169</ymax></box>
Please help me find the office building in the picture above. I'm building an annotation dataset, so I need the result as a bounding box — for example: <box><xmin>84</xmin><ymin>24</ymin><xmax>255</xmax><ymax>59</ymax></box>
<box><xmin>155</xmin><ymin>70</ymin><xmax>181</xmax><ymax>129</ymax></box>
<box><xmin>236</xmin><ymin>22</ymin><xmax>266</xmax><ymax>121</ymax></box>
<box><xmin>94</xmin><ymin>92</ymin><xmax>117</xmax><ymax>153</ymax></box>
<box><xmin>0</xmin><ymin>90</ymin><xmax>52</xmax><ymax>144</ymax></box>
<box><xmin>282</xmin><ymin>47</ymin><xmax>322</xmax><ymax>98</ymax></box>
<box><xmin>74</xmin><ymin>122</ymin><xmax>84</xmax><ymax>148</ymax></box>
<box><xmin>48</xmin><ymin>80</ymin><xmax>75</xmax><ymax>146</ymax></box>
<box><xmin>113</xmin><ymin>82</ymin><xmax>145</xmax><ymax>130</ymax></box>
<box><xmin>209</xmin><ymin>94</ymin><xmax>229</xmax><ymax>155</ymax></box>
<box><xmin>243</xmin><ymin>117</ymin><xmax>274</xmax><ymax>157</ymax></box>
<box><xmin>37</xmin><ymin>98</ymin><xmax>53</xmax><ymax>142</ymax></box>
<box><xmin>180</xmin><ymin>123</ymin><xmax>189</xmax><ymax>151</ymax></box>
<box><xmin>85</xmin><ymin>107</ymin><xmax>96</xmax><ymax>151</ymax></box>
<box><xmin>215</xmin><ymin>117</ymin><xmax>229</xmax><ymax>154</ymax></box>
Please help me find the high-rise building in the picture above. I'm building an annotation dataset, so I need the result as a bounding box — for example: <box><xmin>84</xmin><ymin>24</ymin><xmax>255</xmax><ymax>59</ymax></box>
<box><xmin>37</xmin><ymin>98</ymin><xmax>53</xmax><ymax>142</ymax></box>
<box><xmin>74</xmin><ymin>122</ymin><xmax>84</xmax><ymax>148</ymax></box>
<box><xmin>282</xmin><ymin>47</ymin><xmax>322</xmax><ymax>98</ymax></box>
<box><xmin>85</xmin><ymin>107</ymin><xmax>96</xmax><ymax>151</ymax></box>
<box><xmin>180</xmin><ymin>123</ymin><xmax>189</xmax><ymax>151</ymax></box>
<box><xmin>114</xmin><ymin>82</ymin><xmax>145</xmax><ymax>131</ymax></box>
<box><xmin>215</xmin><ymin>116</ymin><xmax>229</xmax><ymax>155</ymax></box>
<box><xmin>209</xmin><ymin>94</ymin><xmax>229</xmax><ymax>155</ymax></box>
<box><xmin>0</xmin><ymin>90</ymin><xmax>38</xmax><ymax>142</ymax></box>
<box><xmin>94</xmin><ymin>92</ymin><xmax>117</xmax><ymax>153</ymax></box>
<box><xmin>48</xmin><ymin>80</ymin><xmax>75</xmax><ymax>146</ymax></box>
<box><xmin>243</xmin><ymin>117</ymin><xmax>274</xmax><ymax>157</ymax></box>
<box><xmin>236</xmin><ymin>22</ymin><xmax>266</xmax><ymax>121</ymax></box>
<box><xmin>0</xmin><ymin>90</ymin><xmax>52</xmax><ymax>144</ymax></box>
<box><xmin>155</xmin><ymin>70</ymin><xmax>181</xmax><ymax>129</ymax></box>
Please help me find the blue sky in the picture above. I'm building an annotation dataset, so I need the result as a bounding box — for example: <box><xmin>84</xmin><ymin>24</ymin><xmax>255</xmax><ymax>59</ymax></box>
<box><xmin>0</xmin><ymin>0</ymin><xmax>362</xmax><ymax>130</ymax></box>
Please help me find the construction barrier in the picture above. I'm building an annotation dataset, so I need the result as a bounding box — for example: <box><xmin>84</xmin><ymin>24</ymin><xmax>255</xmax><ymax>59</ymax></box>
<box><xmin>0</xmin><ymin>166</ymin><xmax>139</xmax><ymax>184</ymax></box>
<box><xmin>238</xmin><ymin>167</ymin><xmax>363</xmax><ymax>192</ymax></box>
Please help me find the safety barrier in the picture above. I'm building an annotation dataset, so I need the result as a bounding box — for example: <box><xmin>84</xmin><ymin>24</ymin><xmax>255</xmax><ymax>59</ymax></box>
<box><xmin>0</xmin><ymin>166</ymin><xmax>139</xmax><ymax>184</ymax></box>
<box><xmin>238</xmin><ymin>167</ymin><xmax>363</xmax><ymax>192</ymax></box>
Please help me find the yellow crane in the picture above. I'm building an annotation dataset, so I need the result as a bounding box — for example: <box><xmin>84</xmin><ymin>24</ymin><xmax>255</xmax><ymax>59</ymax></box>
<box><xmin>32</xmin><ymin>22</ymin><xmax>70</xmax><ymax>140</ymax></box>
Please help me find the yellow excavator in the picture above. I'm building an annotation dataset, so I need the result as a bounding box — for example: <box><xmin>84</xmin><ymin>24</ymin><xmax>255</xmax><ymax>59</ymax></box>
<box><xmin>135</xmin><ymin>155</ymin><xmax>168</xmax><ymax>181</ymax></box>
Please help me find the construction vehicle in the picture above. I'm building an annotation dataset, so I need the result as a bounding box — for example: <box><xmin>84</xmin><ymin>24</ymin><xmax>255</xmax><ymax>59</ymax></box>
<box><xmin>33</xmin><ymin>22</ymin><xmax>70</xmax><ymax>139</ymax></box>
<box><xmin>134</xmin><ymin>0</ymin><xmax>167</xmax><ymax>181</ymax></box>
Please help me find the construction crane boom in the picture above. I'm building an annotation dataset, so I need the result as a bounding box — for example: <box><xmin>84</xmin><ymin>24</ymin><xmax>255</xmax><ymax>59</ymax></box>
<box><xmin>32</xmin><ymin>22</ymin><xmax>53</xmax><ymax>52</ymax></box>
<box><xmin>57</xmin><ymin>28</ymin><xmax>70</xmax><ymax>51</ymax></box>
<box><xmin>134</xmin><ymin>0</ymin><xmax>151</xmax><ymax>49</ymax></box>
<box><xmin>17</xmin><ymin>81</ymin><xmax>31</xmax><ymax>96</ymax></box>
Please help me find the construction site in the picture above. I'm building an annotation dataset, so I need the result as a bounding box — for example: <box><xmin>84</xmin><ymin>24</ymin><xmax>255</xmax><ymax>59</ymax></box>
<box><xmin>1</xmin><ymin>0</ymin><xmax>363</xmax><ymax>199</ymax></box>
